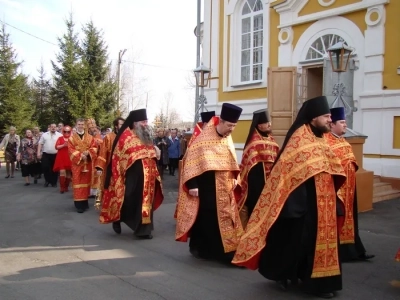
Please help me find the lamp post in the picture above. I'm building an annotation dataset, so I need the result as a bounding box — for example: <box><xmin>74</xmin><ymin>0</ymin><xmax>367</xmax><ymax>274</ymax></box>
<box><xmin>193</xmin><ymin>63</ymin><xmax>211</xmax><ymax>120</ymax></box>
<box><xmin>327</xmin><ymin>40</ymin><xmax>357</xmax><ymax>119</ymax></box>
<box><xmin>116</xmin><ymin>49</ymin><xmax>127</xmax><ymax>117</ymax></box>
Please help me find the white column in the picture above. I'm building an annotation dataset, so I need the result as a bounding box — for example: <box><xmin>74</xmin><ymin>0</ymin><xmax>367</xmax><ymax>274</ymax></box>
<box><xmin>278</xmin><ymin>27</ymin><xmax>293</xmax><ymax>66</ymax></box>
<box><xmin>204</xmin><ymin>0</ymin><xmax>220</xmax><ymax>111</ymax></box>
<box><xmin>363</xmin><ymin>5</ymin><xmax>386</xmax><ymax>91</ymax></box>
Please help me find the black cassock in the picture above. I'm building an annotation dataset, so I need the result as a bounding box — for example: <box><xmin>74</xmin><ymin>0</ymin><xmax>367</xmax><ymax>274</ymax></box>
<box><xmin>339</xmin><ymin>189</ymin><xmax>367</xmax><ymax>261</ymax></box>
<box><xmin>244</xmin><ymin>162</ymin><xmax>265</xmax><ymax>216</ymax></box>
<box><xmin>120</xmin><ymin>160</ymin><xmax>154</xmax><ymax>237</ymax></box>
<box><xmin>186</xmin><ymin>171</ymin><xmax>234</xmax><ymax>262</ymax></box>
<box><xmin>258</xmin><ymin>178</ymin><xmax>343</xmax><ymax>294</ymax></box>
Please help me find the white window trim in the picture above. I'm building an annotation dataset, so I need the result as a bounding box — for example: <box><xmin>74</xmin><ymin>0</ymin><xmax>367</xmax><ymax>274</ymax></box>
<box><xmin>225</xmin><ymin>0</ymin><xmax>269</xmax><ymax>92</ymax></box>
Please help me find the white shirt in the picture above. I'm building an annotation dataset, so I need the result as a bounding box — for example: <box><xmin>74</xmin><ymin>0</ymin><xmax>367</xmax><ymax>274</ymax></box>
<box><xmin>39</xmin><ymin>131</ymin><xmax>62</xmax><ymax>154</ymax></box>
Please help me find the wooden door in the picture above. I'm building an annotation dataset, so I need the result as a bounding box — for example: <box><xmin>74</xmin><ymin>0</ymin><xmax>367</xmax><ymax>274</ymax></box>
<box><xmin>267</xmin><ymin>67</ymin><xmax>297</xmax><ymax>147</ymax></box>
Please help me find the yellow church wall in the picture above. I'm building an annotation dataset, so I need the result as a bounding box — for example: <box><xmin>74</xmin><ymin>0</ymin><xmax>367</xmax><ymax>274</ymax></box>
<box><xmin>269</xmin><ymin>8</ymin><xmax>280</xmax><ymax>68</ymax></box>
<box><xmin>383</xmin><ymin>1</ymin><xmax>400</xmax><ymax>90</ymax></box>
<box><xmin>231</xmin><ymin>120</ymin><xmax>252</xmax><ymax>145</ymax></box>
<box><xmin>299</xmin><ymin>0</ymin><xmax>362</xmax><ymax>17</ymax></box>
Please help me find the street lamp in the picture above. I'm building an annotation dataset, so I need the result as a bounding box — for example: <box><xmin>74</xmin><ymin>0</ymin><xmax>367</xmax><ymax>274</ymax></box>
<box><xmin>327</xmin><ymin>39</ymin><xmax>357</xmax><ymax>121</ymax></box>
<box><xmin>327</xmin><ymin>41</ymin><xmax>353</xmax><ymax>72</ymax></box>
<box><xmin>193</xmin><ymin>64</ymin><xmax>211</xmax><ymax>87</ymax></box>
<box><xmin>116</xmin><ymin>49</ymin><xmax>127</xmax><ymax>117</ymax></box>
<box><xmin>193</xmin><ymin>64</ymin><xmax>211</xmax><ymax>116</ymax></box>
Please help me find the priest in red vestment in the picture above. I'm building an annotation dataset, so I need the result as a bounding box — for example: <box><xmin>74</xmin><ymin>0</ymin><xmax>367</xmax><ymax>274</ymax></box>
<box><xmin>325</xmin><ymin>107</ymin><xmax>374</xmax><ymax>262</ymax></box>
<box><xmin>173</xmin><ymin>111</ymin><xmax>215</xmax><ymax>219</ymax></box>
<box><xmin>232</xmin><ymin>96</ymin><xmax>347</xmax><ymax>299</ymax></box>
<box><xmin>94</xmin><ymin>117</ymin><xmax>125</xmax><ymax>209</ymax></box>
<box><xmin>236</xmin><ymin>109</ymin><xmax>279</xmax><ymax>228</ymax></box>
<box><xmin>68</xmin><ymin>118</ymin><xmax>98</xmax><ymax>213</ymax></box>
<box><xmin>100</xmin><ymin>109</ymin><xmax>163</xmax><ymax>239</ymax></box>
<box><xmin>175</xmin><ymin>103</ymin><xmax>243</xmax><ymax>263</ymax></box>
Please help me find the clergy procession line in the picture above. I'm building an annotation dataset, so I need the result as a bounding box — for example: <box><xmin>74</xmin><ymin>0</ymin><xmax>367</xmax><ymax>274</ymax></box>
<box><xmin>1</xmin><ymin>96</ymin><xmax>399</xmax><ymax>299</ymax></box>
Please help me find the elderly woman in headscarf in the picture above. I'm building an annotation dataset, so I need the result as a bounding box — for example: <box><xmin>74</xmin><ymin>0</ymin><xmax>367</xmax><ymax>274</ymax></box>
<box><xmin>0</xmin><ymin>126</ymin><xmax>20</xmax><ymax>178</ymax></box>
<box><xmin>17</xmin><ymin>129</ymin><xmax>40</xmax><ymax>186</ymax></box>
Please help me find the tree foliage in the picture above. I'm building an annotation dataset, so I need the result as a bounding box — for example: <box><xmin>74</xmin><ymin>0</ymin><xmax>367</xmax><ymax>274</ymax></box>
<box><xmin>0</xmin><ymin>25</ymin><xmax>34</xmax><ymax>135</ymax></box>
<box><xmin>50</xmin><ymin>13</ymin><xmax>82</xmax><ymax>125</ymax></box>
<box><xmin>31</xmin><ymin>63</ymin><xmax>53</xmax><ymax>130</ymax></box>
<box><xmin>49</xmin><ymin>14</ymin><xmax>117</xmax><ymax>127</ymax></box>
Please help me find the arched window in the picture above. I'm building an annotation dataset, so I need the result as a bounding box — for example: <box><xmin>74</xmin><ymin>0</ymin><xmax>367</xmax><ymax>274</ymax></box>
<box><xmin>240</xmin><ymin>0</ymin><xmax>263</xmax><ymax>82</ymax></box>
<box><xmin>305</xmin><ymin>34</ymin><xmax>348</xmax><ymax>62</ymax></box>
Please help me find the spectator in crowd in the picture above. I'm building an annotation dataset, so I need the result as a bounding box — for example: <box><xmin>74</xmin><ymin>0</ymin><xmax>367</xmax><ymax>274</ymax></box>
<box><xmin>168</xmin><ymin>129</ymin><xmax>180</xmax><ymax>176</ymax></box>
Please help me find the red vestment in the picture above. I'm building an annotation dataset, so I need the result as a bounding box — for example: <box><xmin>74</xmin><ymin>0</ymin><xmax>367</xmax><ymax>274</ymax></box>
<box><xmin>94</xmin><ymin>132</ymin><xmax>116</xmax><ymax>202</ymax></box>
<box><xmin>68</xmin><ymin>132</ymin><xmax>97</xmax><ymax>201</ymax></box>
<box><xmin>236</xmin><ymin>130</ymin><xmax>279</xmax><ymax>211</ymax></box>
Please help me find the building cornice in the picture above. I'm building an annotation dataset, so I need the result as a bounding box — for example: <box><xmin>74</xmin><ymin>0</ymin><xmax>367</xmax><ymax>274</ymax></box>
<box><xmin>272</xmin><ymin>0</ymin><xmax>389</xmax><ymax>28</ymax></box>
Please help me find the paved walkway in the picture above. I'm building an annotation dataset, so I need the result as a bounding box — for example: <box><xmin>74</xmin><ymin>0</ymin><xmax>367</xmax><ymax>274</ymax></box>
<box><xmin>0</xmin><ymin>168</ymin><xmax>399</xmax><ymax>300</ymax></box>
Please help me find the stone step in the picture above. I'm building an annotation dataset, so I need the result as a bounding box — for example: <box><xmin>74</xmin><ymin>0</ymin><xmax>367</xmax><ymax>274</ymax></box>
<box><xmin>373</xmin><ymin>182</ymin><xmax>393</xmax><ymax>194</ymax></box>
<box><xmin>373</xmin><ymin>176</ymin><xmax>381</xmax><ymax>183</ymax></box>
<box><xmin>373</xmin><ymin>190</ymin><xmax>400</xmax><ymax>203</ymax></box>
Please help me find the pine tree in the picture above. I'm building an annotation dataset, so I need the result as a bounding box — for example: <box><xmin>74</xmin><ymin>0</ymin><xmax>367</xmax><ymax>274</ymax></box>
<box><xmin>0</xmin><ymin>25</ymin><xmax>34</xmax><ymax>135</ymax></box>
<box><xmin>31</xmin><ymin>63</ymin><xmax>53</xmax><ymax>130</ymax></box>
<box><xmin>80</xmin><ymin>20</ymin><xmax>117</xmax><ymax>127</ymax></box>
<box><xmin>50</xmin><ymin>13</ymin><xmax>82</xmax><ymax>125</ymax></box>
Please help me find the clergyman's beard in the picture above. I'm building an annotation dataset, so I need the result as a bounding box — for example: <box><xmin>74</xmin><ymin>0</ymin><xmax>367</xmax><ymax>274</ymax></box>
<box><xmin>134</xmin><ymin>124</ymin><xmax>152</xmax><ymax>145</ymax></box>
<box><xmin>317</xmin><ymin>124</ymin><xmax>330</xmax><ymax>133</ymax></box>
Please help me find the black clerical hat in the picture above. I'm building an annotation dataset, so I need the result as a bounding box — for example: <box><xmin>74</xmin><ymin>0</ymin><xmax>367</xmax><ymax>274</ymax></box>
<box><xmin>200</xmin><ymin>111</ymin><xmax>215</xmax><ymax>123</ymax></box>
<box><xmin>303</xmin><ymin>96</ymin><xmax>330</xmax><ymax>121</ymax></box>
<box><xmin>131</xmin><ymin>108</ymin><xmax>147</xmax><ymax>122</ymax></box>
<box><xmin>244</xmin><ymin>109</ymin><xmax>270</xmax><ymax>148</ymax></box>
<box><xmin>220</xmin><ymin>103</ymin><xmax>242</xmax><ymax>123</ymax></box>
<box><xmin>253</xmin><ymin>109</ymin><xmax>270</xmax><ymax>124</ymax></box>
<box><xmin>330</xmin><ymin>107</ymin><xmax>345</xmax><ymax>122</ymax></box>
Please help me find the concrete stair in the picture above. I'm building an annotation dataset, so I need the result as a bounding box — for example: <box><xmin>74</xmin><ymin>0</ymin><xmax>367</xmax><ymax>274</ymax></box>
<box><xmin>373</xmin><ymin>176</ymin><xmax>400</xmax><ymax>203</ymax></box>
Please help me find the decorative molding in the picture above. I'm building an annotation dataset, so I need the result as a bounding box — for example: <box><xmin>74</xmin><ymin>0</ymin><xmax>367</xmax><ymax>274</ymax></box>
<box><xmin>278</xmin><ymin>27</ymin><xmax>293</xmax><ymax>44</ymax></box>
<box><xmin>275</xmin><ymin>0</ymin><xmax>390</xmax><ymax>28</ymax></box>
<box><xmin>205</xmin><ymin>98</ymin><xmax>268</xmax><ymax>120</ymax></box>
<box><xmin>274</xmin><ymin>0</ymin><xmax>308</xmax><ymax>13</ymax></box>
<box><xmin>318</xmin><ymin>0</ymin><xmax>336</xmax><ymax>7</ymax></box>
<box><xmin>365</xmin><ymin>6</ymin><xmax>384</xmax><ymax>27</ymax></box>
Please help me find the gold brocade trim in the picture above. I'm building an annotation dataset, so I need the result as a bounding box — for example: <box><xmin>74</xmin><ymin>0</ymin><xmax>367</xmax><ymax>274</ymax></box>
<box><xmin>181</xmin><ymin>117</ymin><xmax>239</xmax><ymax>184</ymax></box>
<box><xmin>325</xmin><ymin>133</ymin><xmax>357</xmax><ymax>244</ymax></box>
<box><xmin>216</xmin><ymin>171</ymin><xmax>244</xmax><ymax>252</ymax></box>
<box><xmin>73</xmin><ymin>184</ymin><xmax>90</xmax><ymax>188</ymax></box>
<box><xmin>232</xmin><ymin>125</ymin><xmax>346</xmax><ymax>273</ymax></box>
<box><xmin>311</xmin><ymin>172</ymin><xmax>341</xmax><ymax>278</ymax></box>
<box><xmin>237</xmin><ymin>131</ymin><xmax>279</xmax><ymax>210</ymax></box>
<box><xmin>141</xmin><ymin>158</ymin><xmax>157</xmax><ymax>224</ymax></box>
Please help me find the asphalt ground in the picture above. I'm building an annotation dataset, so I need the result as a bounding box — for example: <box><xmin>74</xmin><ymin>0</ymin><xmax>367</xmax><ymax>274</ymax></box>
<box><xmin>0</xmin><ymin>167</ymin><xmax>399</xmax><ymax>300</ymax></box>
